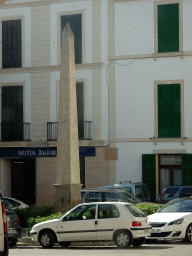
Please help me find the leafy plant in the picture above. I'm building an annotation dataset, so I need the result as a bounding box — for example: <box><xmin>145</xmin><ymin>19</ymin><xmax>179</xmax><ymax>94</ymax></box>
<box><xmin>136</xmin><ymin>204</ymin><xmax>163</xmax><ymax>216</ymax></box>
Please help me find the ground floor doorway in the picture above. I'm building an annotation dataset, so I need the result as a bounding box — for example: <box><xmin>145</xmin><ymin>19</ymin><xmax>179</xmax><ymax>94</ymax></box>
<box><xmin>11</xmin><ymin>158</ymin><xmax>36</xmax><ymax>206</ymax></box>
<box><xmin>159</xmin><ymin>155</ymin><xmax>182</xmax><ymax>192</ymax></box>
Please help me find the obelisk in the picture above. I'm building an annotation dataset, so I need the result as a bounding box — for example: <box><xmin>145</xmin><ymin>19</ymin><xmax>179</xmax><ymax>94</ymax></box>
<box><xmin>53</xmin><ymin>23</ymin><xmax>81</xmax><ymax>213</ymax></box>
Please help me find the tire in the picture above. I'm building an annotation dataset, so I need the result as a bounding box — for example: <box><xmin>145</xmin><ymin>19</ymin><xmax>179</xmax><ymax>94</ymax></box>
<box><xmin>114</xmin><ymin>230</ymin><xmax>132</xmax><ymax>248</ymax></box>
<box><xmin>185</xmin><ymin>224</ymin><xmax>192</xmax><ymax>243</ymax></box>
<box><xmin>40</xmin><ymin>230</ymin><xmax>55</xmax><ymax>248</ymax></box>
<box><xmin>59</xmin><ymin>242</ymin><xmax>71</xmax><ymax>248</ymax></box>
<box><xmin>132</xmin><ymin>237</ymin><xmax>145</xmax><ymax>247</ymax></box>
<box><xmin>8</xmin><ymin>238</ymin><xmax>18</xmax><ymax>247</ymax></box>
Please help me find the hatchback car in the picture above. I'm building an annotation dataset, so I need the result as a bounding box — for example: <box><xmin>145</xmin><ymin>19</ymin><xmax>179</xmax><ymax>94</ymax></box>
<box><xmin>147</xmin><ymin>198</ymin><xmax>192</xmax><ymax>242</ymax></box>
<box><xmin>156</xmin><ymin>186</ymin><xmax>192</xmax><ymax>204</ymax></box>
<box><xmin>5</xmin><ymin>206</ymin><xmax>21</xmax><ymax>247</ymax></box>
<box><xmin>30</xmin><ymin>202</ymin><xmax>151</xmax><ymax>248</ymax></box>
<box><xmin>4</xmin><ymin>197</ymin><xmax>29</xmax><ymax>210</ymax></box>
<box><xmin>81</xmin><ymin>188</ymin><xmax>141</xmax><ymax>204</ymax></box>
<box><xmin>98</xmin><ymin>181</ymin><xmax>151</xmax><ymax>202</ymax></box>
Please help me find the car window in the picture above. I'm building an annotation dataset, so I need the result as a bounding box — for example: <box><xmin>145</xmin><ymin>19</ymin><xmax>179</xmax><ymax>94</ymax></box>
<box><xmin>105</xmin><ymin>192</ymin><xmax>123</xmax><ymax>202</ymax></box>
<box><xmin>98</xmin><ymin>204</ymin><xmax>119</xmax><ymax>219</ymax></box>
<box><xmin>179</xmin><ymin>188</ymin><xmax>192</xmax><ymax>198</ymax></box>
<box><xmin>4</xmin><ymin>198</ymin><xmax>20</xmax><ymax>207</ymax></box>
<box><xmin>120</xmin><ymin>192</ymin><xmax>140</xmax><ymax>203</ymax></box>
<box><xmin>142</xmin><ymin>186</ymin><xmax>149</xmax><ymax>198</ymax></box>
<box><xmin>65</xmin><ymin>204</ymin><xmax>96</xmax><ymax>221</ymax></box>
<box><xmin>160</xmin><ymin>199</ymin><xmax>192</xmax><ymax>213</ymax></box>
<box><xmin>124</xmin><ymin>205</ymin><xmax>146</xmax><ymax>217</ymax></box>
<box><xmin>135</xmin><ymin>186</ymin><xmax>143</xmax><ymax>198</ymax></box>
<box><xmin>164</xmin><ymin>187</ymin><xmax>179</xmax><ymax>198</ymax></box>
<box><xmin>85</xmin><ymin>192</ymin><xmax>102</xmax><ymax>202</ymax></box>
<box><xmin>117</xmin><ymin>187</ymin><xmax>131</xmax><ymax>193</ymax></box>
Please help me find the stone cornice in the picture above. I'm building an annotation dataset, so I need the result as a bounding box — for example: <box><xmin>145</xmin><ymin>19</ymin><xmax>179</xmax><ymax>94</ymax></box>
<box><xmin>0</xmin><ymin>63</ymin><xmax>103</xmax><ymax>75</ymax></box>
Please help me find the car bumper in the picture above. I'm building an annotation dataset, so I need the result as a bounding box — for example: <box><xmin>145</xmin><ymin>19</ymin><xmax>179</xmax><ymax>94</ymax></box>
<box><xmin>130</xmin><ymin>227</ymin><xmax>152</xmax><ymax>238</ymax></box>
<box><xmin>7</xmin><ymin>226</ymin><xmax>21</xmax><ymax>238</ymax></box>
<box><xmin>146</xmin><ymin>225</ymin><xmax>185</xmax><ymax>240</ymax></box>
<box><xmin>30</xmin><ymin>231</ymin><xmax>38</xmax><ymax>243</ymax></box>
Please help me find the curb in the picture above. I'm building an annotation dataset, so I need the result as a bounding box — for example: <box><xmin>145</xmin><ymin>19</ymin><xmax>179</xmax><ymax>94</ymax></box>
<box><xmin>18</xmin><ymin>237</ymin><xmax>115</xmax><ymax>247</ymax></box>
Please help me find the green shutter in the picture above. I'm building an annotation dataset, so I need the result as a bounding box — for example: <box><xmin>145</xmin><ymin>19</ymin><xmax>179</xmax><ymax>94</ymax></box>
<box><xmin>182</xmin><ymin>154</ymin><xmax>192</xmax><ymax>185</ymax></box>
<box><xmin>158</xmin><ymin>84</ymin><xmax>181</xmax><ymax>138</ymax></box>
<box><xmin>158</xmin><ymin>4</ymin><xmax>179</xmax><ymax>53</ymax></box>
<box><xmin>142</xmin><ymin>154</ymin><xmax>156</xmax><ymax>202</ymax></box>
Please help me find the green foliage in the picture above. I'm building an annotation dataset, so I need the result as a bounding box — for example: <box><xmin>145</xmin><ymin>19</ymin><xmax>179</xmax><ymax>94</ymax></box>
<box><xmin>136</xmin><ymin>204</ymin><xmax>163</xmax><ymax>216</ymax></box>
<box><xmin>14</xmin><ymin>206</ymin><xmax>55</xmax><ymax>228</ymax></box>
<box><xmin>28</xmin><ymin>212</ymin><xmax>63</xmax><ymax>232</ymax></box>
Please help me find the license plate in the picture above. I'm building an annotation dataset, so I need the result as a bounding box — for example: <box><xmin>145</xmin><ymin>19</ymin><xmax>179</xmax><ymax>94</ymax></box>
<box><xmin>152</xmin><ymin>229</ymin><xmax>160</xmax><ymax>233</ymax></box>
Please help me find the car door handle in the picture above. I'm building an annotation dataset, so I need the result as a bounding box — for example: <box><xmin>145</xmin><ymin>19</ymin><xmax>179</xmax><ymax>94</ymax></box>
<box><xmin>95</xmin><ymin>220</ymin><xmax>98</xmax><ymax>225</ymax></box>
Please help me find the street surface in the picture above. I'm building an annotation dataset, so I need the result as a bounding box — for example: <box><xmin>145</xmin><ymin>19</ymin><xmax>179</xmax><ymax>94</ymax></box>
<box><xmin>9</xmin><ymin>241</ymin><xmax>192</xmax><ymax>256</ymax></box>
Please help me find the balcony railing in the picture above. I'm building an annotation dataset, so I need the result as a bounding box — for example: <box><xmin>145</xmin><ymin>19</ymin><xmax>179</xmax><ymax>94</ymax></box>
<box><xmin>0</xmin><ymin>123</ymin><xmax>31</xmax><ymax>141</ymax></box>
<box><xmin>47</xmin><ymin>121</ymin><xmax>92</xmax><ymax>141</ymax></box>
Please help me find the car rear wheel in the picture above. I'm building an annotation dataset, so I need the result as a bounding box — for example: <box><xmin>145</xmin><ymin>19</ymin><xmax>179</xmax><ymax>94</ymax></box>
<box><xmin>185</xmin><ymin>224</ymin><xmax>192</xmax><ymax>243</ymax></box>
<box><xmin>114</xmin><ymin>230</ymin><xmax>132</xmax><ymax>248</ymax></box>
<box><xmin>8</xmin><ymin>238</ymin><xmax>18</xmax><ymax>247</ymax></box>
<box><xmin>59</xmin><ymin>242</ymin><xmax>71</xmax><ymax>248</ymax></box>
<box><xmin>40</xmin><ymin>230</ymin><xmax>55</xmax><ymax>248</ymax></box>
<box><xmin>132</xmin><ymin>237</ymin><xmax>145</xmax><ymax>247</ymax></box>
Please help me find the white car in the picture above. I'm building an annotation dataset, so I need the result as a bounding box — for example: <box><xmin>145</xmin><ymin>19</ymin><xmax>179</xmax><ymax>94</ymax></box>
<box><xmin>30</xmin><ymin>202</ymin><xmax>151</xmax><ymax>248</ymax></box>
<box><xmin>147</xmin><ymin>198</ymin><xmax>192</xmax><ymax>242</ymax></box>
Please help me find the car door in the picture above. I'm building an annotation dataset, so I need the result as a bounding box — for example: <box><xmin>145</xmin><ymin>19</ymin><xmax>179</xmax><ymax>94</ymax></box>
<box><xmin>95</xmin><ymin>204</ymin><xmax>120</xmax><ymax>240</ymax></box>
<box><xmin>58</xmin><ymin>204</ymin><xmax>97</xmax><ymax>242</ymax></box>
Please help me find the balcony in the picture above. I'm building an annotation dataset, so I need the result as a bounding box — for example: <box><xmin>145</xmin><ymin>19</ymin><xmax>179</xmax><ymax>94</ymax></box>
<box><xmin>47</xmin><ymin>121</ymin><xmax>92</xmax><ymax>141</ymax></box>
<box><xmin>0</xmin><ymin>123</ymin><xmax>31</xmax><ymax>141</ymax></box>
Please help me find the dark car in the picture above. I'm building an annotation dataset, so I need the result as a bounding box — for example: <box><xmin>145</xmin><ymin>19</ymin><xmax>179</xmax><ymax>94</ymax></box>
<box><xmin>5</xmin><ymin>205</ymin><xmax>21</xmax><ymax>247</ymax></box>
<box><xmin>81</xmin><ymin>188</ymin><xmax>141</xmax><ymax>204</ymax></box>
<box><xmin>156</xmin><ymin>185</ymin><xmax>192</xmax><ymax>204</ymax></box>
<box><xmin>98</xmin><ymin>181</ymin><xmax>151</xmax><ymax>202</ymax></box>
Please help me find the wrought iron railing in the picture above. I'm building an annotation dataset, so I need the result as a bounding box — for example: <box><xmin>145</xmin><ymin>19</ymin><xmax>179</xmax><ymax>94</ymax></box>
<box><xmin>47</xmin><ymin>121</ymin><xmax>92</xmax><ymax>141</ymax></box>
<box><xmin>0</xmin><ymin>123</ymin><xmax>31</xmax><ymax>141</ymax></box>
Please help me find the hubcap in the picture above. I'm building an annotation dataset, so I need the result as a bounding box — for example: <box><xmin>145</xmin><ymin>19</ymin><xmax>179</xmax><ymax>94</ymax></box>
<box><xmin>117</xmin><ymin>233</ymin><xmax>129</xmax><ymax>246</ymax></box>
<box><xmin>187</xmin><ymin>227</ymin><xmax>192</xmax><ymax>241</ymax></box>
<box><xmin>41</xmin><ymin>234</ymin><xmax>50</xmax><ymax>246</ymax></box>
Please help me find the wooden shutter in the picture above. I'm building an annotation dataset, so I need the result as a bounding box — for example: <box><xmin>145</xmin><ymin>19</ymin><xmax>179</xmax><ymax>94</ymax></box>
<box><xmin>158</xmin><ymin>4</ymin><xmax>179</xmax><ymax>53</ymax></box>
<box><xmin>61</xmin><ymin>14</ymin><xmax>82</xmax><ymax>64</ymax></box>
<box><xmin>2</xmin><ymin>20</ymin><xmax>22</xmax><ymax>68</ymax></box>
<box><xmin>158</xmin><ymin>84</ymin><xmax>181</xmax><ymax>138</ymax></box>
<box><xmin>182</xmin><ymin>154</ymin><xmax>192</xmax><ymax>185</ymax></box>
<box><xmin>76</xmin><ymin>83</ymin><xmax>84</xmax><ymax>139</ymax></box>
<box><xmin>142</xmin><ymin>154</ymin><xmax>156</xmax><ymax>202</ymax></box>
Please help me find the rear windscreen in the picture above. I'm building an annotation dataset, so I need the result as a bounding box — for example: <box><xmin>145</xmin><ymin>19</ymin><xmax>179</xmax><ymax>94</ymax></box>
<box><xmin>124</xmin><ymin>205</ymin><xmax>146</xmax><ymax>217</ymax></box>
<box><xmin>164</xmin><ymin>188</ymin><xmax>179</xmax><ymax>198</ymax></box>
<box><xmin>179</xmin><ymin>188</ymin><xmax>192</xmax><ymax>198</ymax></box>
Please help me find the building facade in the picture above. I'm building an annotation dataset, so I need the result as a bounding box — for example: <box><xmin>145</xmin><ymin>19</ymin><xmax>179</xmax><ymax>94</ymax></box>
<box><xmin>0</xmin><ymin>0</ymin><xmax>192</xmax><ymax>205</ymax></box>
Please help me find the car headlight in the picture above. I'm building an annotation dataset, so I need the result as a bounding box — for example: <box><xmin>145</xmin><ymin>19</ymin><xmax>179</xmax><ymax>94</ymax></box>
<box><xmin>168</xmin><ymin>218</ymin><xmax>184</xmax><ymax>226</ymax></box>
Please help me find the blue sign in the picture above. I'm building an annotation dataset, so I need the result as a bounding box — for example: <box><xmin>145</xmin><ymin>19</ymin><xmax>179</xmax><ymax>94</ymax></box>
<box><xmin>0</xmin><ymin>147</ymin><xmax>95</xmax><ymax>158</ymax></box>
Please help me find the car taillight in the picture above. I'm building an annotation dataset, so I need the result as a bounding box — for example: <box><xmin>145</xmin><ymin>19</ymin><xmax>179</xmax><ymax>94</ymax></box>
<box><xmin>2</xmin><ymin>203</ymin><xmax>7</xmax><ymax>233</ymax></box>
<box><xmin>17</xmin><ymin>216</ymin><xmax>19</xmax><ymax>223</ymax></box>
<box><xmin>159</xmin><ymin>188</ymin><xmax>165</xmax><ymax>204</ymax></box>
<box><xmin>132</xmin><ymin>221</ymin><xmax>142</xmax><ymax>226</ymax></box>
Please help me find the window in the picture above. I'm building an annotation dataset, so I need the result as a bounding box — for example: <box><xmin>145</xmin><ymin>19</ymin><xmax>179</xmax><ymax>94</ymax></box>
<box><xmin>105</xmin><ymin>192</ymin><xmax>123</xmax><ymax>202</ymax></box>
<box><xmin>179</xmin><ymin>188</ymin><xmax>192</xmax><ymax>198</ymax></box>
<box><xmin>164</xmin><ymin>187</ymin><xmax>179</xmax><ymax>198</ymax></box>
<box><xmin>158</xmin><ymin>84</ymin><xmax>181</xmax><ymax>138</ymax></box>
<box><xmin>157</xmin><ymin>3</ymin><xmax>179</xmax><ymax>53</ymax></box>
<box><xmin>61</xmin><ymin>14</ymin><xmax>82</xmax><ymax>64</ymax></box>
<box><xmin>98</xmin><ymin>204</ymin><xmax>119</xmax><ymax>219</ymax></box>
<box><xmin>124</xmin><ymin>205</ymin><xmax>146</xmax><ymax>217</ymax></box>
<box><xmin>2</xmin><ymin>20</ymin><xmax>22</xmax><ymax>68</ymax></box>
<box><xmin>135</xmin><ymin>186</ymin><xmax>143</xmax><ymax>198</ymax></box>
<box><xmin>85</xmin><ymin>192</ymin><xmax>103</xmax><ymax>202</ymax></box>
<box><xmin>65</xmin><ymin>204</ymin><xmax>96</xmax><ymax>221</ymax></box>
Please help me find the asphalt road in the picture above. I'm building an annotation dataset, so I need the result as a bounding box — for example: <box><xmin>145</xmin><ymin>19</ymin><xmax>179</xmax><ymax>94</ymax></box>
<box><xmin>9</xmin><ymin>241</ymin><xmax>192</xmax><ymax>256</ymax></box>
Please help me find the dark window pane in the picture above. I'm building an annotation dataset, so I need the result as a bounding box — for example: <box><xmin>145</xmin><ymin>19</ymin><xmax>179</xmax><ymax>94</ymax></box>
<box><xmin>179</xmin><ymin>188</ymin><xmax>192</xmax><ymax>198</ymax></box>
<box><xmin>98</xmin><ymin>204</ymin><xmax>119</xmax><ymax>219</ymax></box>
<box><xmin>164</xmin><ymin>187</ymin><xmax>179</xmax><ymax>198</ymax></box>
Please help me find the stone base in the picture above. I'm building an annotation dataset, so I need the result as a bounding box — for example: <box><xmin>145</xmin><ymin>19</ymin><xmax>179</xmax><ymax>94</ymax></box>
<box><xmin>53</xmin><ymin>184</ymin><xmax>82</xmax><ymax>213</ymax></box>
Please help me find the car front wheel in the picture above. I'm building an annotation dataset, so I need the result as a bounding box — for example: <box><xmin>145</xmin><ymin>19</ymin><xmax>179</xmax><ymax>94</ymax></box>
<box><xmin>132</xmin><ymin>237</ymin><xmax>145</xmax><ymax>247</ymax></box>
<box><xmin>185</xmin><ymin>224</ymin><xmax>192</xmax><ymax>243</ymax></box>
<box><xmin>114</xmin><ymin>230</ymin><xmax>132</xmax><ymax>248</ymax></box>
<box><xmin>40</xmin><ymin>230</ymin><xmax>55</xmax><ymax>248</ymax></box>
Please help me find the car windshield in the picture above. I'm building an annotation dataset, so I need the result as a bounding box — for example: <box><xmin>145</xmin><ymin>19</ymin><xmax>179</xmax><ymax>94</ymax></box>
<box><xmin>159</xmin><ymin>198</ymin><xmax>192</xmax><ymax>213</ymax></box>
<box><xmin>120</xmin><ymin>191</ymin><xmax>140</xmax><ymax>204</ymax></box>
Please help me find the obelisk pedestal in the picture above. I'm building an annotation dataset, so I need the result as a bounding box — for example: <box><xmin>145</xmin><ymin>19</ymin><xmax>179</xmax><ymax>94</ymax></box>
<box><xmin>53</xmin><ymin>23</ymin><xmax>82</xmax><ymax>213</ymax></box>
